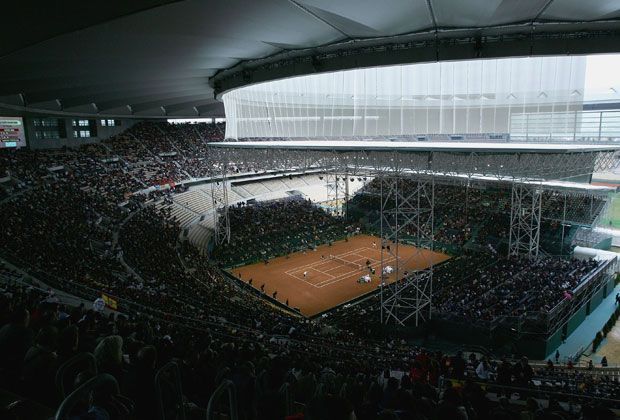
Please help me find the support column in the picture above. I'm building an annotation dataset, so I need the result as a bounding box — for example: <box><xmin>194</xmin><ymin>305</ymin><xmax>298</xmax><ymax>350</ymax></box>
<box><xmin>211</xmin><ymin>169</ymin><xmax>230</xmax><ymax>245</ymax></box>
<box><xmin>380</xmin><ymin>175</ymin><xmax>434</xmax><ymax>326</ymax></box>
<box><xmin>560</xmin><ymin>194</ymin><xmax>567</xmax><ymax>256</ymax></box>
<box><xmin>508</xmin><ymin>183</ymin><xmax>542</xmax><ymax>258</ymax></box>
<box><xmin>325</xmin><ymin>171</ymin><xmax>349</xmax><ymax>217</ymax></box>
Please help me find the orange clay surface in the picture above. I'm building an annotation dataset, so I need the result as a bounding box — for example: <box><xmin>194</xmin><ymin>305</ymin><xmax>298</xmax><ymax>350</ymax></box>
<box><xmin>229</xmin><ymin>234</ymin><xmax>450</xmax><ymax>317</ymax></box>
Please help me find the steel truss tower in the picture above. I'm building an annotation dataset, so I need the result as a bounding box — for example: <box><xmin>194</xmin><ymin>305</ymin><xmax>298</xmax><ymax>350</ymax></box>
<box><xmin>211</xmin><ymin>169</ymin><xmax>231</xmax><ymax>245</ymax></box>
<box><xmin>508</xmin><ymin>183</ymin><xmax>542</xmax><ymax>258</ymax></box>
<box><xmin>325</xmin><ymin>171</ymin><xmax>349</xmax><ymax>217</ymax></box>
<box><xmin>379</xmin><ymin>175</ymin><xmax>434</xmax><ymax>327</ymax></box>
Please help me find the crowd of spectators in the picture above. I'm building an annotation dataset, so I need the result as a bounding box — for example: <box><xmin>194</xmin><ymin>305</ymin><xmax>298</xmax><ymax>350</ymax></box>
<box><xmin>213</xmin><ymin>199</ymin><xmax>354</xmax><ymax>266</ymax></box>
<box><xmin>0</xmin><ymin>181</ymin><xmax>123</xmax><ymax>288</ymax></box>
<box><xmin>0</xmin><ymin>122</ymin><xmax>617</xmax><ymax>418</ymax></box>
<box><xmin>347</xmin><ymin>180</ymin><xmax>596</xmax><ymax>255</ymax></box>
<box><xmin>542</xmin><ymin>191</ymin><xmax>607</xmax><ymax>226</ymax></box>
<box><xmin>322</xmin><ymin>251</ymin><xmax>602</xmax><ymax>337</ymax></box>
<box><xmin>434</xmin><ymin>257</ymin><xmax>600</xmax><ymax>322</ymax></box>
<box><xmin>1</xmin><ymin>279</ymin><xmax>618</xmax><ymax>420</ymax></box>
<box><xmin>0</xmin><ymin>121</ymin><xmax>226</xmax><ymax>199</ymax></box>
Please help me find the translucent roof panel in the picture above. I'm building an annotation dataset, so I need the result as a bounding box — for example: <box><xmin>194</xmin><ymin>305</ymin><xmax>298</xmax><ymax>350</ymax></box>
<box><xmin>223</xmin><ymin>55</ymin><xmax>595</xmax><ymax>139</ymax></box>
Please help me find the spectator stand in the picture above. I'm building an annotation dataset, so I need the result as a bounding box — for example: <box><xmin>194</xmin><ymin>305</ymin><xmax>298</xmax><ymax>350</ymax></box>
<box><xmin>494</xmin><ymin>257</ymin><xmax>617</xmax><ymax>358</ymax></box>
<box><xmin>3</xmin><ymin>256</ymin><xmax>620</xmax><ymax>418</ymax></box>
<box><xmin>348</xmin><ymin>175</ymin><xmax>612</xmax><ymax>257</ymax></box>
<box><xmin>209</xmin><ymin>140</ymin><xmax>619</xmax><ymax>330</ymax></box>
<box><xmin>2</xmin><ymin>124</ymin><xmax>620</xmax><ymax>418</ymax></box>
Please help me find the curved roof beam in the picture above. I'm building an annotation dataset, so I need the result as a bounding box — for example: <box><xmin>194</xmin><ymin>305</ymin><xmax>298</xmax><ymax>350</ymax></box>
<box><xmin>211</xmin><ymin>21</ymin><xmax>620</xmax><ymax>96</ymax></box>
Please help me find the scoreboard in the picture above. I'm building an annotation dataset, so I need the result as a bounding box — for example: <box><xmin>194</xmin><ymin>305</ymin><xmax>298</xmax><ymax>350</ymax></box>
<box><xmin>0</xmin><ymin>117</ymin><xmax>26</xmax><ymax>148</ymax></box>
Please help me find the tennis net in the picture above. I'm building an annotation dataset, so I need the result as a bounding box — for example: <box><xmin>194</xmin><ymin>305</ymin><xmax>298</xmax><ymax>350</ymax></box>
<box><xmin>331</xmin><ymin>255</ymin><xmax>363</xmax><ymax>271</ymax></box>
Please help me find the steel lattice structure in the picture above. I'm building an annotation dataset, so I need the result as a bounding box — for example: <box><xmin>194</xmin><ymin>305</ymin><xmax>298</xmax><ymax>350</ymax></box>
<box><xmin>207</xmin><ymin>140</ymin><xmax>620</xmax><ymax>325</ymax></box>
<box><xmin>210</xmin><ymin>175</ymin><xmax>230</xmax><ymax>245</ymax></box>
<box><xmin>508</xmin><ymin>184</ymin><xmax>543</xmax><ymax>258</ymax></box>
<box><xmin>325</xmin><ymin>172</ymin><xmax>349</xmax><ymax>217</ymax></box>
<box><xmin>207</xmin><ymin>151</ymin><xmax>231</xmax><ymax>245</ymax></box>
<box><xmin>207</xmin><ymin>141</ymin><xmax>617</xmax><ymax>181</ymax></box>
<box><xmin>379</xmin><ymin>176</ymin><xmax>434</xmax><ymax>326</ymax></box>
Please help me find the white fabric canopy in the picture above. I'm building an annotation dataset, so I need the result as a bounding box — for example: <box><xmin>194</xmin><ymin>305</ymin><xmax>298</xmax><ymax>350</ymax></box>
<box><xmin>224</xmin><ymin>56</ymin><xmax>587</xmax><ymax>139</ymax></box>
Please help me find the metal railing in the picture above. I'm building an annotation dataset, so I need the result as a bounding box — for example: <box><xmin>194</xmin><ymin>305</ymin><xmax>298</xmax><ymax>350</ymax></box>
<box><xmin>440</xmin><ymin>376</ymin><xmax>620</xmax><ymax>409</ymax></box>
<box><xmin>55</xmin><ymin>353</ymin><xmax>98</xmax><ymax>400</ymax></box>
<box><xmin>206</xmin><ymin>379</ymin><xmax>238</xmax><ymax>420</ymax></box>
<box><xmin>55</xmin><ymin>373</ymin><xmax>120</xmax><ymax>420</ymax></box>
<box><xmin>155</xmin><ymin>361</ymin><xmax>186</xmax><ymax>420</ymax></box>
<box><xmin>279</xmin><ymin>382</ymin><xmax>293</xmax><ymax>417</ymax></box>
<box><xmin>511</xmin><ymin>109</ymin><xmax>620</xmax><ymax>143</ymax></box>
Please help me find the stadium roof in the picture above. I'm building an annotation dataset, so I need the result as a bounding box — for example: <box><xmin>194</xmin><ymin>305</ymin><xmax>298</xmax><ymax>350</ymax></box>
<box><xmin>1</xmin><ymin>0</ymin><xmax>619</xmax><ymax>119</ymax></box>
<box><xmin>209</xmin><ymin>140</ymin><xmax>620</xmax><ymax>154</ymax></box>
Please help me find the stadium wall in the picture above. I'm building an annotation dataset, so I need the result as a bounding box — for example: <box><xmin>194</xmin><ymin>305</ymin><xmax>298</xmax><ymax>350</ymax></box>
<box><xmin>24</xmin><ymin>117</ymin><xmax>142</xmax><ymax>149</ymax></box>
<box><xmin>590</xmin><ymin>284</ymin><xmax>606</xmax><ymax>312</ymax></box>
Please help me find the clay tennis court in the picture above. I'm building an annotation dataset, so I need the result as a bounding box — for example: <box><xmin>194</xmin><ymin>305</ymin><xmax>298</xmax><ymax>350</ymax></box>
<box><xmin>229</xmin><ymin>234</ymin><xmax>450</xmax><ymax>317</ymax></box>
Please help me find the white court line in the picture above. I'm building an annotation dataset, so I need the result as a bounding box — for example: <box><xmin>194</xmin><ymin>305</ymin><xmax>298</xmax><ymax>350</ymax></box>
<box><xmin>283</xmin><ymin>246</ymin><xmax>402</xmax><ymax>289</ymax></box>
<box><xmin>314</xmin><ymin>268</ymin><xmax>369</xmax><ymax>287</ymax></box>
<box><xmin>313</xmin><ymin>267</ymin><xmax>363</xmax><ymax>287</ymax></box>
<box><xmin>284</xmin><ymin>257</ymin><xmax>346</xmax><ymax>277</ymax></box>
<box><xmin>283</xmin><ymin>248</ymin><xmax>368</xmax><ymax>274</ymax></box>
<box><xmin>288</xmin><ymin>266</ymin><xmax>335</xmax><ymax>280</ymax></box>
<box><xmin>287</xmin><ymin>267</ymin><xmax>334</xmax><ymax>287</ymax></box>
<box><xmin>314</xmin><ymin>256</ymin><xmax>398</xmax><ymax>287</ymax></box>
<box><xmin>284</xmin><ymin>248</ymin><xmax>369</xmax><ymax>287</ymax></box>
<box><xmin>313</xmin><ymin>254</ymin><xmax>399</xmax><ymax>288</ymax></box>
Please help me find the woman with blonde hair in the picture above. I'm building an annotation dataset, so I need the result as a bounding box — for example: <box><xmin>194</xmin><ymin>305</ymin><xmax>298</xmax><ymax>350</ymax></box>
<box><xmin>94</xmin><ymin>335</ymin><xmax>124</xmax><ymax>381</ymax></box>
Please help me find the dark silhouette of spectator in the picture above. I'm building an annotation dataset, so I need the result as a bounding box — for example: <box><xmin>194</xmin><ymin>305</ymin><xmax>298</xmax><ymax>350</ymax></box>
<box><xmin>0</xmin><ymin>306</ymin><xmax>33</xmax><ymax>387</ymax></box>
<box><xmin>305</xmin><ymin>394</ymin><xmax>355</xmax><ymax>420</ymax></box>
<box><xmin>21</xmin><ymin>325</ymin><xmax>59</xmax><ymax>405</ymax></box>
<box><xmin>124</xmin><ymin>345</ymin><xmax>158</xmax><ymax>420</ymax></box>
<box><xmin>513</xmin><ymin>356</ymin><xmax>533</xmax><ymax>386</ymax></box>
<box><xmin>451</xmin><ymin>351</ymin><xmax>467</xmax><ymax>379</ymax></box>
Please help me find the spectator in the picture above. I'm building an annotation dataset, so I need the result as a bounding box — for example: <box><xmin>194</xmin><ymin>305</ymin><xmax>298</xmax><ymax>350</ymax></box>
<box><xmin>0</xmin><ymin>306</ymin><xmax>33</xmax><ymax>387</ymax></box>
<box><xmin>305</xmin><ymin>395</ymin><xmax>355</xmax><ymax>420</ymax></box>
<box><xmin>513</xmin><ymin>357</ymin><xmax>533</xmax><ymax>386</ymax></box>
<box><xmin>475</xmin><ymin>358</ymin><xmax>491</xmax><ymax>380</ymax></box>
<box><xmin>451</xmin><ymin>351</ymin><xmax>467</xmax><ymax>379</ymax></box>
<box><xmin>124</xmin><ymin>345</ymin><xmax>158</xmax><ymax>419</ymax></box>
<box><xmin>94</xmin><ymin>335</ymin><xmax>124</xmax><ymax>381</ymax></box>
<box><xmin>21</xmin><ymin>325</ymin><xmax>59</xmax><ymax>405</ymax></box>
<box><xmin>58</xmin><ymin>325</ymin><xmax>80</xmax><ymax>365</ymax></box>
